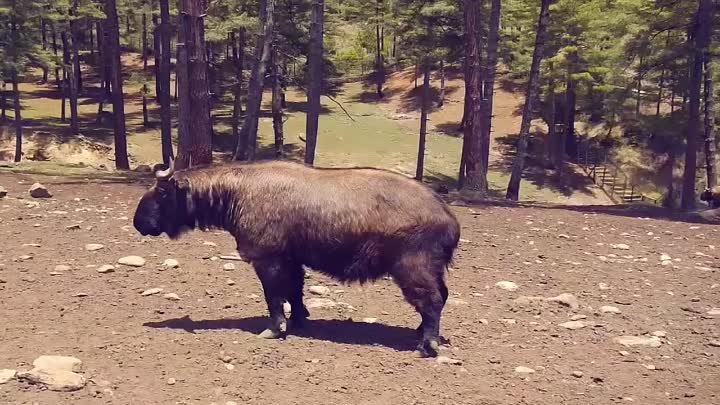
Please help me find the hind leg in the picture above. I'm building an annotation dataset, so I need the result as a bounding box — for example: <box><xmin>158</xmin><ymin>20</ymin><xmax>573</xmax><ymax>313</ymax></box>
<box><xmin>288</xmin><ymin>264</ymin><xmax>310</xmax><ymax>329</ymax></box>
<box><xmin>392</xmin><ymin>254</ymin><xmax>447</xmax><ymax>357</ymax></box>
<box><xmin>253</xmin><ymin>258</ymin><xmax>294</xmax><ymax>339</ymax></box>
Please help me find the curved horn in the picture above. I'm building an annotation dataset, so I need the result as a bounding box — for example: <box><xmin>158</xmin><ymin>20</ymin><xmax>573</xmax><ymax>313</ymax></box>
<box><xmin>155</xmin><ymin>158</ymin><xmax>175</xmax><ymax>180</ymax></box>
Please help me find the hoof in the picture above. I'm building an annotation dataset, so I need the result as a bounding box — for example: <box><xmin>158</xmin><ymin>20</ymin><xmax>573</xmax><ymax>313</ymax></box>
<box><xmin>415</xmin><ymin>339</ymin><xmax>439</xmax><ymax>358</ymax></box>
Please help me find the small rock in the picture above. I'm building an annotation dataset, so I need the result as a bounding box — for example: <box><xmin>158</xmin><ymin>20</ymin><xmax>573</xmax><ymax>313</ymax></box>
<box><xmin>72</xmin><ymin>292</ymin><xmax>89</xmax><ymax>297</ymax></box>
<box><xmin>547</xmin><ymin>293</ymin><xmax>579</xmax><ymax>310</ymax></box>
<box><xmin>570</xmin><ymin>314</ymin><xmax>587</xmax><ymax>321</ymax></box>
<box><xmin>0</xmin><ymin>369</ymin><xmax>16</xmax><ymax>384</ymax></box>
<box><xmin>306</xmin><ymin>298</ymin><xmax>337</xmax><ymax>309</ymax></box>
<box><xmin>515</xmin><ymin>366</ymin><xmax>535</xmax><ymax>374</ymax></box>
<box><xmin>707</xmin><ymin>308</ymin><xmax>720</xmax><ymax>316</ymax></box>
<box><xmin>85</xmin><ymin>244</ymin><xmax>105</xmax><ymax>251</ymax></box>
<box><xmin>559</xmin><ymin>320</ymin><xmax>587</xmax><ymax>330</ymax></box>
<box><xmin>707</xmin><ymin>340</ymin><xmax>720</xmax><ymax>347</ymax></box>
<box><xmin>33</xmin><ymin>355</ymin><xmax>82</xmax><ymax>372</ymax></box>
<box><xmin>220</xmin><ymin>255</ymin><xmax>243</xmax><ymax>261</ymax></box>
<box><xmin>96</xmin><ymin>264</ymin><xmax>115</xmax><ymax>274</ymax></box>
<box><xmin>613</xmin><ymin>335</ymin><xmax>662</xmax><ymax>348</ymax></box>
<box><xmin>651</xmin><ymin>330</ymin><xmax>667</xmax><ymax>338</ymax></box>
<box><xmin>436</xmin><ymin>356</ymin><xmax>463</xmax><ymax>365</ymax></box>
<box><xmin>17</xmin><ymin>369</ymin><xmax>85</xmax><ymax>391</ymax></box>
<box><xmin>0</xmin><ymin>186</ymin><xmax>7</xmax><ymax>199</ymax></box>
<box><xmin>600</xmin><ymin>305</ymin><xmax>621</xmax><ymax>314</ymax></box>
<box><xmin>65</xmin><ymin>224</ymin><xmax>82</xmax><ymax>230</ymax></box>
<box><xmin>571</xmin><ymin>371</ymin><xmax>583</xmax><ymax>378</ymax></box>
<box><xmin>54</xmin><ymin>265</ymin><xmax>71</xmax><ymax>272</ymax></box>
<box><xmin>226</xmin><ymin>279</ymin><xmax>236</xmax><ymax>286</ymax></box>
<box><xmin>223</xmin><ymin>263</ymin><xmax>235</xmax><ymax>271</ymax></box>
<box><xmin>163</xmin><ymin>293</ymin><xmax>180</xmax><ymax>301</ymax></box>
<box><xmin>202</xmin><ymin>241</ymin><xmax>217</xmax><ymax>247</ymax></box>
<box><xmin>29</xmin><ymin>183</ymin><xmax>52</xmax><ymax>198</ymax></box>
<box><xmin>659</xmin><ymin>253</ymin><xmax>672</xmax><ymax>262</ymax></box>
<box><xmin>558</xmin><ymin>234</ymin><xmax>570</xmax><ymax>239</ymax></box>
<box><xmin>612</xmin><ymin>243</ymin><xmax>630</xmax><ymax>250</ymax></box>
<box><xmin>166</xmin><ymin>377</ymin><xmax>176</xmax><ymax>385</ymax></box>
<box><xmin>141</xmin><ymin>288</ymin><xmax>163</xmax><ymax>296</ymax></box>
<box><xmin>362</xmin><ymin>317</ymin><xmax>377</xmax><ymax>324</ymax></box>
<box><xmin>308</xmin><ymin>285</ymin><xmax>330</xmax><ymax>296</ymax></box>
<box><xmin>495</xmin><ymin>281</ymin><xmax>519</xmax><ymax>291</ymax></box>
<box><xmin>162</xmin><ymin>259</ymin><xmax>179</xmax><ymax>268</ymax></box>
<box><xmin>225</xmin><ymin>363</ymin><xmax>235</xmax><ymax>370</ymax></box>
<box><xmin>118</xmin><ymin>256</ymin><xmax>146</xmax><ymax>267</ymax></box>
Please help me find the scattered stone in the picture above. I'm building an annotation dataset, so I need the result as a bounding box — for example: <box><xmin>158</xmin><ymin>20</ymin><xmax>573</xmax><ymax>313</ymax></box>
<box><xmin>85</xmin><ymin>244</ymin><xmax>105</xmax><ymax>251</ymax></box>
<box><xmin>166</xmin><ymin>378</ymin><xmax>176</xmax><ymax>385</ymax></box>
<box><xmin>436</xmin><ymin>356</ymin><xmax>463</xmax><ymax>365</ymax></box>
<box><xmin>613</xmin><ymin>335</ymin><xmax>662</xmax><ymax>348</ymax></box>
<box><xmin>708</xmin><ymin>340</ymin><xmax>720</xmax><ymax>347</ymax></box>
<box><xmin>547</xmin><ymin>293</ymin><xmax>579</xmax><ymax>310</ymax></box>
<box><xmin>600</xmin><ymin>305</ymin><xmax>621</xmax><ymax>314</ymax></box>
<box><xmin>163</xmin><ymin>293</ymin><xmax>180</xmax><ymax>301</ymax></box>
<box><xmin>225</xmin><ymin>363</ymin><xmax>235</xmax><ymax>370</ymax></box>
<box><xmin>72</xmin><ymin>293</ymin><xmax>89</xmax><ymax>297</ymax></box>
<box><xmin>162</xmin><ymin>259</ymin><xmax>179</xmax><ymax>269</ymax></box>
<box><xmin>651</xmin><ymin>330</ymin><xmax>667</xmax><ymax>338</ymax></box>
<box><xmin>308</xmin><ymin>285</ymin><xmax>330</xmax><ymax>296</ymax></box>
<box><xmin>54</xmin><ymin>265</ymin><xmax>71</xmax><ymax>272</ymax></box>
<box><xmin>571</xmin><ymin>371</ymin><xmax>584</xmax><ymax>378</ymax></box>
<box><xmin>306</xmin><ymin>298</ymin><xmax>337</xmax><ymax>309</ymax></box>
<box><xmin>559</xmin><ymin>321</ymin><xmax>587</xmax><ymax>330</ymax></box>
<box><xmin>495</xmin><ymin>281</ymin><xmax>519</xmax><ymax>291</ymax></box>
<box><xmin>29</xmin><ymin>183</ymin><xmax>52</xmax><ymax>198</ymax></box>
<box><xmin>220</xmin><ymin>255</ymin><xmax>243</xmax><ymax>261</ymax></box>
<box><xmin>226</xmin><ymin>279</ymin><xmax>236</xmax><ymax>286</ymax></box>
<box><xmin>659</xmin><ymin>253</ymin><xmax>672</xmax><ymax>262</ymax></box>
<box><xmin>223</xmin><ymin>263</ymin><xmax>235</xmax><ymax>271</ymax></box>
<box><xmin>514</xmin><ymin>366</ymin><xmax>535</xmax><ymax>374</ymax></box>
<box><xmin>17</xmin><ymin>369</ymin><xmax>86</xmax><ymax>392</ymax></box>
<box><xmin>558</xmin><ymin>234</ymin><xmax>570</xmax><ymax>239</ymax></box>
<box><xmin>65</xmin><ymin>224</ymin><xmax>82</xmax><ymax>230</ymax></box>
<box><xmin>33</xmin><ymin>355</ymin><xmax>82</xmax><ymax>372</ymax></box>
<box><xmin>570</xmin><ymin>314</ymin><xmax>587</xmax><ymax>321</ymax></box>
<box><xmin>0</xmin><ymin>186</ymin><xmax>7</xmax><ymax>198</ymax></box>
<box><xmin>118</xmin><ymin>256</ymin><xmax>146</xmax><ymax>267</ymax></box>
<box><xmin>202</xmin><ymin>241</ymin><xmax>217</xmax><ymax>247</ymax></box>
<box><xmin>707</xmin><ymin>308</ymin><xmax>720</xmax><ymax>316</ymax></box>
<box><xmin>361</xmin><ymin>317</ymin><xmax>377</xmax><ymax>324</ymax></box>
<box><xmin>0</xmin><ymin>369</ymin><xmax>16</xmax><ymax>384</ymax></box>
<box><xmin>96</xmin><ymin>265</ymin><xmax>115</xmax><ymax>274</ymax></box>
<box><xmin>612</xmin><ymin>243</ymin><xmax>630</xmax><ymax>250</ymax></box>
<box><xmin>140</xmin><ymin>288</ymin><xmax>163</xmax><ymax>296</ymax></box>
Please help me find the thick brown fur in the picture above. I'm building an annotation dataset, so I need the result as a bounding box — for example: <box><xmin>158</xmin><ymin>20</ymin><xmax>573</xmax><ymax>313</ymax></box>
<box><xmin>133</xmin><ymin>160</ymin><xmax>461</xmax><ymax>356</ymax></box>
<box><xmin>700</xmin><ymin>186</ymin><xmax>720</xmax><ymax>208</ymax></box>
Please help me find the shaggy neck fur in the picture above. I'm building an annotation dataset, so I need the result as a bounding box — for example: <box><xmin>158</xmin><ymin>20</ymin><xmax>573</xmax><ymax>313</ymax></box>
<box><xmin>175</xmin><ymin>172</ymin><xmax>247</xmax><ymax>237</ymax></box>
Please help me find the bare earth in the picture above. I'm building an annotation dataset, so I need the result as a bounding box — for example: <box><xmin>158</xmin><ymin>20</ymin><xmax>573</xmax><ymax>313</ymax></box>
<box><xmin>0</xmin><ymin>173</ymin><xmax>718</xmax><ymax>405</ymax></box>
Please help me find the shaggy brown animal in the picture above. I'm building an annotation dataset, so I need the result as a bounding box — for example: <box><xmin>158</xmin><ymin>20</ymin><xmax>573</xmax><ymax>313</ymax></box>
<box><xmin>133</xmin><ymin>160</ymin><xmax>461</xmax><ymax>357</ymax></box>
<box><xmin>700</xmin><ymin>186</ymin><xmax>720</xmax><ymax>208</ymax></box>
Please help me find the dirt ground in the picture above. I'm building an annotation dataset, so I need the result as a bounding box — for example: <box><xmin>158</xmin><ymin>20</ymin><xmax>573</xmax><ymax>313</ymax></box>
<box><xmin>0</xmin><ymin>172</ymin><xmax>718</xmax><ymax>405</ymax></box>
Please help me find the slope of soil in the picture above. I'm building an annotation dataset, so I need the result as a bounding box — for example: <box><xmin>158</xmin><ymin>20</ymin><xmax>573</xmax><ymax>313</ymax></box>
<box><xmin>0</xmin><ymin>173</ymin><xmax>718</xmax><ymax>405</ymax></box>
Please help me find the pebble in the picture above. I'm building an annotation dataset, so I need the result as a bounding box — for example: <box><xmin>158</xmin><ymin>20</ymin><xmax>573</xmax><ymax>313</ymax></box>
<box><xmin>0</xmin><ymin>369</ymin><xmax>16</xmax><ymax>384</ymax></box>
<box><xmin>85</xmin><ymin>244</ymin><xmax>105</xmax><ymax>251</ymax></box>
<box><xmin>308</xmin><ymin>285</ymin><xmax>330</xmax><ymax>296</ymax></box>
<box><xmin>226</xmin><ymin>279</ymin><xmax>236</xmax><ymax>286</ymax></box>
<box><xmin>651</xmin><ymin>330</ymin><xmax>667</xmax><ymax>338</ymax></box>
<box><xmin>225</xmin><ymin>363</ymin><xmax>235</xmax><ymax>370</ymax></box>
<box><xmin>0</xmin><ymin>186</ymin><xmax>7</xmax><ymax>198</ymax></box>
<box><xmin>118</xmin><ymin>256</ymin><xmax>146</xmax><ymax>267</ymax></box>
<box><xmin>660</xmin><ymin>253</ymin><xmax>672</xmax><ymax>262</ymax></box>
<box><xmin>613</xmin><ymin>335</ymin><xmax>662</xmax><ymax>348</ymax></box>
<box><xmin>514</xmin><ymin>366</ymin><xmax>535</xmax><ymax>374</ymax></box>
<box><xmin>495</xmin><ymin>281</ymin><xmax>519</xmax><ymax>291</ymax></box>
<box><xmin>223</xmin><ymin>263</ymin><xmax>236</xmax><ymax>271</ymax></box>
<box><xmin>436</xmin><ymin>356</ymin><xmax>463</xmax><ymax>365</ymax></box>
<box><xmin>162</xmin><ymin>259</ymin><xmax>179</xmax><ymax>268</ymax></box>
<box><xmin>97</xmin><ymin>264</ymin><xmax>115</xmax><ymax>274</ymax></box>
<box><xmin>361</xmin><ymin>317</ymin><xmax>378</xmax><ymax>324</ymax></box>
<box><xmin>54</xmin><ymin>265</ymin><xmax>71</xmax><ymax>272</ymax></box>
<box><xmin>600</xmin><ymin>305</ymin><xmax>621</xmax><ymax>314</ymax></box>
<box><xmin>29</xmin><ymin>183</ymin><xmax>52</xmax><ymax>198</ymax></box>
<box><xmin>220</xmin><ymin>255</ymin><xmax>243</xmax><ymax>261</ymax></box>
<box><xmin>163</xmin><ymin>293</ymin><xmax>180</xmax><ymax>301</ymax></box>
<box><xmin>141</xmin><ymin>288</ymin><xmax>163</xmax><ymax>296</ymax></box>
<box><xmin>167</xmin><ymin>377</ymin><xmax>176</xmax><ymax>385</ymax></box>
<box><xmin>571</xmin><ymin>371</ymin><xmax>583</xmax><ymax>378</ymax></box>
<box><xmin>612</xmin><ymin>243</ymin><xmax>630</xmax><ymax>250</ymax></box>
<box><xmin>707</xmin><ymin>308</ymin><xmax>720</xmax><ymax>316</ymax></box>
<box><xmin>559</xmin><ymin>320</ymin><xmax>587</xmax><ymax>330</ymax></box>
<box><xmin>708</xmin><ymin>340</ymin><xmax>720</xmax><ymax>347</ymax></box>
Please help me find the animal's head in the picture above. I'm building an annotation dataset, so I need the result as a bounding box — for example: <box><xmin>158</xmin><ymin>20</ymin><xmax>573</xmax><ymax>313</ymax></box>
<box><xmin>133</xmin><ymin>159</ymin><xmax>190</xmax><ymax>239</ymax></box>
<box><xmin>700</xmin><ymin>188</ymin><xmax>713</xmax><ymax>203</ymax></box>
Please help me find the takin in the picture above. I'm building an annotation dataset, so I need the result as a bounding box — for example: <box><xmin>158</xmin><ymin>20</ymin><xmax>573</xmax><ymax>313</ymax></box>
<box><xmin>700</xmin><ymin>186</ymin><xmax>720</xmax><ymax>208</ymax></box>
<box><xmin>132</xmin><ymin>159</ymin><xmax>461</xmax><ymax>357</ymax></box>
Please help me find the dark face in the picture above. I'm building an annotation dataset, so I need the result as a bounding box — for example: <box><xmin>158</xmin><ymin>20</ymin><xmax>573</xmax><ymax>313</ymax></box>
<box><xmin>133</xmin><ymin>181</ymin><xmax>185</xmax><ymax>238</ymax></box>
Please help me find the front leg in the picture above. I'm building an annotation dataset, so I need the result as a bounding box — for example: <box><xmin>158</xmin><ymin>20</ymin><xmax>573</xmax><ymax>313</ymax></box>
<box><xmin>253</xmin><ymin>258</ymin><xmax>293</xmax><ymax>339</ymax></box>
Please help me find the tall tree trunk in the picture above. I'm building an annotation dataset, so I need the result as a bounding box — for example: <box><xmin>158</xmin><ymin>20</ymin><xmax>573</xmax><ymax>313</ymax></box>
<box><xmin>459</xmin><ymin>0</ymin><xmax>486</xmax><ymax>192</ymax></box>
<box><xmin>61</xmin><ymin>32</ymin><xmax>79</xmax><ymax>135</ymax></box>
<box><xmin>635</xmin><ymin>53</ymin><xmax>643</xmax><ymax>117</ymax></box>
<box><xmin>70</xmin><ymin>1</ymin><xmax>83</xmax><ymax>93</ymax></box>
<box><xmin>506</xmin><ymin>0</ymin><xmax>552</xmax><ymax>200</ymax></box>
<box><xmin>142</xmin><ymin>85</ymin><xmax>150</xmax><ymax>127</ymax></box>
<box><xmin>153</xmin><ymin>15</ymin><xmax>161</xmax><ymax>102</ymax></box>
<box><xmin>271</xmin><ymin>46</ymin><xmax>284</xmax><ymax>158</ymax></box>
<box><xmin>438</xmin><ymin>59</ymin><xmax>445</xmax><ymax>108</ymax></box>
<box><xmin>106</xmin><ymin>0</ymin><xmax>130</xmax><ymax>169</ymax></box>
<box><xmin>234</xmin><ymin>0</ymin><xmax>275</xmax><ymax>161</ymax></box>
<box><xmin>40</xmin><ymin>20</ymin><xmax>49</xmax><ymax>83</ymax></box>
<box><xmin>564</xmin><ymin>50</ymin><xmax>578</xmax><ymax>158</ymax></box>
<box><xmin>142</xmin><ymin>10</ymin><xmax>149</xmax><ymax>71</ymax></box>
<box><xmin>159</xmin><ymin>0</ymin><xmax>173</xmax><ymax>163</ymax></box>
<box><xmin>304</xmin><ymin>0</ymin><xmax>324</xmax><ymax>165</ymax></box>
<box><xmin>374</xmin><ymin>0</ymin><xmax>384</xmax><ymax>98</ymax></box>
<box><xmin>51</xmin><ymin>24</ymin><xmax>60</xmax><ymax>86</ymax></box>
<box><xmin>416</xmin><ymin>59</ymin><xmax>431</xmax><ymax>181</ymax></box>
<box><xmin>682</xmin><ymin>0</ymin><xmax>712</xmax><ymax>209</ymax></box>
<box><xmin>702</xmin><ymin>26</ymin><xmax>716</xmax><ymax>190</ymax></box>
<box><xmin>231</xmin><ymin>30</ymin><xmax>245</xmax><ymax>143</ymax></box>
<box><xmin>176</xmin><ymin>0</ymin><xmax>213</xmax><ymax>168</ymax></box>
<box><xmin>12</xmin><ymin>70</ymin><xmax>22</xmax><ymax>162</ymax></box>
<box><xmin>656</xmin><ymin>68</ymin><xmax>665</xmax><ymax>117</ymax></box>
<box><xmin>481</xmin><ymin>0</ymin><xmax>501</xmax><ymax>173</ymax></box>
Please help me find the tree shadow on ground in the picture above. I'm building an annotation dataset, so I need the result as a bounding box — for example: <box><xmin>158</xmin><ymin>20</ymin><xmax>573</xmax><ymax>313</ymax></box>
<box><xmin>144</xmin><ymin>315</ymin><xmax>419</xmax><ymax>353</ymax></box>
<box><xmin>432</xmin><ymin>122</ymin><xmax>463</xmax><ymax>137</ymax></box>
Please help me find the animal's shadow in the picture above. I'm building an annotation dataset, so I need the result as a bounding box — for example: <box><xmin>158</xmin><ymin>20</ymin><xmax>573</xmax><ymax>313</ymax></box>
<box><xmin>144</xmin><ymin>315</ymin><xmax>424</xmax><ymax>352</ymax></box>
